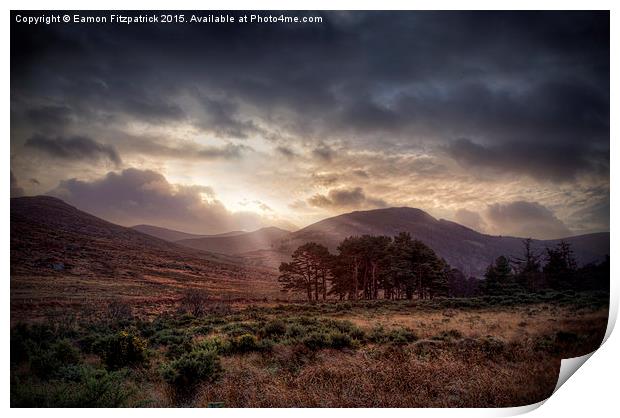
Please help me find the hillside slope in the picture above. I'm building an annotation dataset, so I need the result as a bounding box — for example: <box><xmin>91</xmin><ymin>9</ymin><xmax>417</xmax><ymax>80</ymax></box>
<box><xmin>10</xmin><ymin>196</ymin><xmax>279</xmax><ymax>317</ymax></box>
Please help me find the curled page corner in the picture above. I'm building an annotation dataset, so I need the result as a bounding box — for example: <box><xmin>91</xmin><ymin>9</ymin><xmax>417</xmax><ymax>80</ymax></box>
<box><xmin>553</xmin><ymin>351</ymin><xmax>595</xmax><ymax>394</ymax></box>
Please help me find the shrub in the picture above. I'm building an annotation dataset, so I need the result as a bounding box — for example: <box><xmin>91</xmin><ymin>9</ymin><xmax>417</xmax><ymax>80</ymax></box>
<box><xmin>328</xmin><ymin>331</ymin><xmax>355</xmax><ymax>349</ymax></box>
<box><xmin>302</xmin><ymin>332</ymin><xmax>331</xmax><ymax>350</ymax></box>
<box><xmin>368</xmin><ymin>325</ymin><xmax>389</xmax><ymax>344</ymax></box>
<box><xmin>261</xmin><ymin>319</ymin><xmax>287</xmax><ymax>338</ymax></box>
<box><xmin>11</xmin><ymin>332</ymin><xmax>31</xmax><ymax>365</ymax></box>
<box><xmin>165</xmin><ymin>337</ymin><xmax>194</xmax><ymax>359</ymax></box>
<box><xmin>11</xmin><ymin>365</ymin><xmax>138</xmax><ymax>407</ymax></box>
<box><xmin>178</xmin><ymin>289</ymin><xmax>210</xmax><ymax>316</ymax></box>
<box><xmin>106</xmin><ymin>300</ymin><xmax>133</xmax><ymax>322</ymax></box>
<box><xmin>29</xmin><ymin>339</ymin><xmax>81</xmax><ymax>379</ymax></box>
<box><xmin>478</xmin><ymin>336</ymin><xmax>506</xmax><ymax>357</ymax></box>
<box><xmin>387</xmin><ymin>328</ymin><xmax>418</xmax><ymax>345</ymax></box>
<box><xmin>197</xmin><ymin>336</ymin><xmax>231</xmax><ymax>354</ymax></box>
<box><xmin>221</xmin><ymin>322</ymin><xmax>259</xmax><ymax>337</ymax></box>
<box><xmin>229</xmin><ymin>333</ymin><xmax>260</xmax><ymax>353</ymax></box>
<box><xmin>432</xmin><ymin>329</ymin><xmax>463</xmax><ymax>341</ymax></box>
<box><xmin>94</xmin><ymin>331</ymin><xmax>148</xmax><ymax>370</ymax></box>
<box><xmin>285</xmin><ymin>323</ymin><xmax>305</xmax><ymax>339</ymax></box>
<box><xmin>160</xmin><ymin>348</ymin><xmax>221</xmax><ymax>401</ymax></box>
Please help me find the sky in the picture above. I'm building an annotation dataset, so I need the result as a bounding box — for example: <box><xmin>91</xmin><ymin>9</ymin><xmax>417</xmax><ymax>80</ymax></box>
<box><xmin>10</xmin><ymin>11</ymin><xmax>609</xmax><ymax>238</ymax></box>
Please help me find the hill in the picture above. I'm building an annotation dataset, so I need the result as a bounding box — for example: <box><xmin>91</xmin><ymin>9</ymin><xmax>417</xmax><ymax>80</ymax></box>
<box><xmin>274</xmin><ymin>207</ymin><xmax>609</xmax><ymax>277</ymax></box>
<box><xmin>131</xmin><ymin>224</ymin><xmax>245</xmax><ymax>242</ymax></box>
<box><xmin>10</xmin><ymin>196</ymin><xmax>279</xmax><ymax>318</ymax></box>
<box><xmin>177</xmin><ymin>227</ymin><xmax>290</xmax><ymax>255</ymax></box>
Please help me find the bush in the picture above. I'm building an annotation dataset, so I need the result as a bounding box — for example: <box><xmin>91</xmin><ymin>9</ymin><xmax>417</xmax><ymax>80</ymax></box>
<box><xmin>161</xmin><ymin>348</ymin><xmax>221</xmax><ymax>401</ymax></box>
<box><xmin>11</xmin><ymin>365</ymin><xmax>138</xmax><ymax>407</ymax></box>
<box><xmin>106</xmin><ymin>300</ymin><xmax>133</xmax><ymax>321</ymax></box>
<box><xmin>261</xmin><ymin>319</ymin><xmax>287</xmax><ymax>338</ymax></box>
<box><xmin>302</xmin><ymin>332</ymin><xmax>332</xmax><ymax>350</ymax></box>
<box><xmin>367</xmin><ymin>325</ymin><xmax>417</xmax><ymax>345</ymax></box>
<box><xmin>197</xmin><ymin>336</ymin><xmax>231</xmax><ymax>354</ymax></box>
<box><xmin>285</xmin><ymin>323</ymin><xmax>305</xmax><ymax>339</ymax></box>
<box><xmin>229</xmin><ymin>334</ymin><xmax>260</xmax><ymax>353</ymax></box>
<box><xmin>29</xmin><ymin>339</ymin><xmax>81</xmax><ymax>379</ymax></box>
<box><xmin>328</xmin><ymin>331</ymin><xmax>356</xmax><ymax>349</ymax></box>
<box><xmin>387</xmin><ymin>328</ymin><xmax>418</xmax><ymax>345</ymax></box>
<box><xmin>178</xmin><ymin>289</ymin><xmax>210</xmax><ymax>316</ymax></box>
<box><xmin>432</xmin><ymin>329</ymin><xmax>463</xmax><ymax>341</ymax></box>
<box><xmin>478</xmin><ymin>336</ymin><xmax>506</xmax><ymax>357</ymax></box>
<box><xmin>367</xmin><ymin>325</ymin><xmax>389</xmax><ymax>343</ymax></box>
<box><xmin>93</xmin><ymin>331</ymin><xmax>148</xmax><ymax>370</ymax></box>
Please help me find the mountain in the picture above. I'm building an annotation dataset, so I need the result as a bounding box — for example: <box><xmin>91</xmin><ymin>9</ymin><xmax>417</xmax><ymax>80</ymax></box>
<box><xmin>10</xmin><ymin>196</ymin><xmax>278</xmax><ymax>317</ymax></box>
<box><xmin>274</xmin><ymin>207</ymin><xmax>609</xmax><ymax>277</ymax></box>
<box><xmin>177</xmin><ymin>227</ymin><xmax>291</xmax><ymax>255</ymax></box>
<box><xmin>131</xmin><ymin>224</ymin><xmax>245</xmax><ymax>242</ymax></box>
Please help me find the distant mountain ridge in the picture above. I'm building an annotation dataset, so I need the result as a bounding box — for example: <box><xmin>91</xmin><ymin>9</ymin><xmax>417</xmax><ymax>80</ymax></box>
<box><xmin>274</xmin><ymin>207</ymin><xmax>609</xmax><ymax>277</ymax></box>
<box><xmin>177</xmin><ymin>227</ymin><xmax>290</xmax><ymax>255</ymax></box>
<box><xmin>18</xmin><ymin>197</ymin><xmax>608</xmax><ymax>280</ymax></box>
<box><xmin>131</xmin><ymin>224</ymin><xmax>245</xmax><ymax>242</ymax></box>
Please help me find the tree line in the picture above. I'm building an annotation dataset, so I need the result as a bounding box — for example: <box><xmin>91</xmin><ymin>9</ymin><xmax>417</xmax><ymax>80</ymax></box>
<box><xmin>278</xmin><ymin>233</ymin><xmax>609</xmax><ymax>301</ymax></box>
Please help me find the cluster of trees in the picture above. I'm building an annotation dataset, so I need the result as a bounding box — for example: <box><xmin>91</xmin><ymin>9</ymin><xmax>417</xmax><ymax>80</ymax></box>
<box><xmin>278</xmin><ymin>234</ymin><xmax>609</xmax><ymax>301</ymax></box>
<box><xmin>279</xmin><ymin>232</ymin><xmax>451</xmax><ymax>301</ymax></box>
<box><xmin>480</xmin><ymin>239</ymin><xmax>609</xmax><ymax>296</ymax></box>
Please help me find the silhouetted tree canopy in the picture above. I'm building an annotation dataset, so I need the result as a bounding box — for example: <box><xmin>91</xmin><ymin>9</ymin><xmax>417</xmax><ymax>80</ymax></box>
<box><xmin>278</xmin><ymin>234</ymin><xmax>608</xmax><ymax>301</ymax></box>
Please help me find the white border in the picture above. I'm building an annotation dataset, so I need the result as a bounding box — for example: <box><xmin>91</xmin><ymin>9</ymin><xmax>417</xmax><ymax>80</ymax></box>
<box><xmin>3</xmin><ymin>2</ymin><xmax>617</xmax><ymax>417</ymax></box>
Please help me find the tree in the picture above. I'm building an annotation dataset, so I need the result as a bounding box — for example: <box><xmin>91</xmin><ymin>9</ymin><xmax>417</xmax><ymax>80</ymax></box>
<box><xmin>543</xmin><ymin>241</ymin><xmax>578</xmax><ymax>290</ymax></box>
<box><xmin>511</xmin><ymin>238</ymin><xmax>542</xmax><ymax>291</ymax></box>
<box><xmin>447</xmin><ymin>268</ymin><xmax>479</xmax><ymax>297</ymax></box>
<box><xmin>387</xmin><ymin>232</ymin><xmax>448</xmax><ymax>299</ymax></box>
<box><xmin>281</xmin><ymin>232</ymin><xmax>457</xmax><ymax>301</ymax></box>
<box><xmin>331</xmin><ymin>235</ymin><xmax>391</xmax><ymax>300</ymax></box>
<box><xmin>278</xmin><ymin>242</ymin><xmax>332</xmax><ymax>301</ymax></box>
<box><xmin>482</xmin><ymin>256</ymin><xmax>513</xmax><ymax>295</ymax></box>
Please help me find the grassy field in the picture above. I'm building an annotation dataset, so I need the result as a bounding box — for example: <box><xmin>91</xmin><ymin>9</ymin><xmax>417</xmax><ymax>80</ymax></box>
<box><xmin>10</xmin><ymin>291</ymin><xmax>608</xmax><ymax>408</ymax></box>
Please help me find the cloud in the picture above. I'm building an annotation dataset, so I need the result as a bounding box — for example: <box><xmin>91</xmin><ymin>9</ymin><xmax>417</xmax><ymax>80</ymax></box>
<box><xmin>25</xmin><ymin>135</ymin><xmax>121</xmax><ymax>166</ymax></box>
<box><xmin>11</xmin><ymin>172</ymin><xmax>25</xmax><ymax>197</ymax></box>
<box><xmin>483</xmin><ymin>201</ymin><xmax>572</xmax><ymax>239</ymax></box>
<box><xmin>312</xmin><ymin>145</ymin><xmax>335</xmax><ymax>162</ymax></box>
<box><xmin>26</xmin><ymin>104</ymin><xmax>74</xmax><ymax>130</ymax></box>
<box><xmin>445</xmin><ymin>137</ymin><xmax>601</xmax><ymax>182</ymax></box>
<box><xmin>9</xmin><ymin>11</ymin><xmax>609</xmax><ymax>234</ymax></box>
<box><xmin>197</xmin><ymin>96</ymin><xmax>260</xmax><ymax>139</ymax></box>
<box><xmin>308</xmin><ymin>187</ymin><xmax>387</xmax><ymax>210</ymax></box>
<box><xmin>275</xmin><ymin>146</ymin><xmax>297</xmax><ymax>159</ymax></box>
<box><xmin>48</xmin><ymin>168</ymin><xmax>291</xmax><ymax>234</ymax></box>
<box><xmin>119</xmin><ymin>135</ymin><xmax>251</xmax><ymax>161</ymax></box>
<box><xmin>454</xmin><ymin>208</ymin><xmax>487</xmax><ymax>232</ymax></box>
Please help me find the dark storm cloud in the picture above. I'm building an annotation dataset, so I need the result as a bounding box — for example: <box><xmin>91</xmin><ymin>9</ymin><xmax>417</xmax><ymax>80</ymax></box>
<box><xmin>445</xmin><ymin>138</ymin><xmax>600</xmax><ymax>182</ymax></box>
<box><xmin>9</xmin><ymin>11</ymin><xmax>609</xmax><ymax>233</ymax></box>
<box><xmin>10</xmin><ymin>11</ymin><xmax>608</xmax><ymax>181</ymax></box>
<box><xmin>26</xmin><ymin>104</ymin><xmax>75</xmax><ymax>130</ymax></box>
<box><xmin>25</xmin><ymin>134</ymin><xmax>121</xmax><ymax>166</ymax></box>
<box><xmin>198</xmin><ymin>96</ymin><xmax>261</xmax><ymax>139</ymax></box>
<box><xmin>308</xmin><ymin>187</ymin><xmax>387</xmax><ymax>210</ymax></box>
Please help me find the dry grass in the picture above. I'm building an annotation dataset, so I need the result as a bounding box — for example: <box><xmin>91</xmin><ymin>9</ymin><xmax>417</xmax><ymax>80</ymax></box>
<box><xmin>197</xmin><ymin>346</ymin><xmax>559</xmax><ymax>407</ymax></box>
<box><xmin>11</xmin><ymin>296</ymin><xmax>608</xmax><ymax>408</ymax></box>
